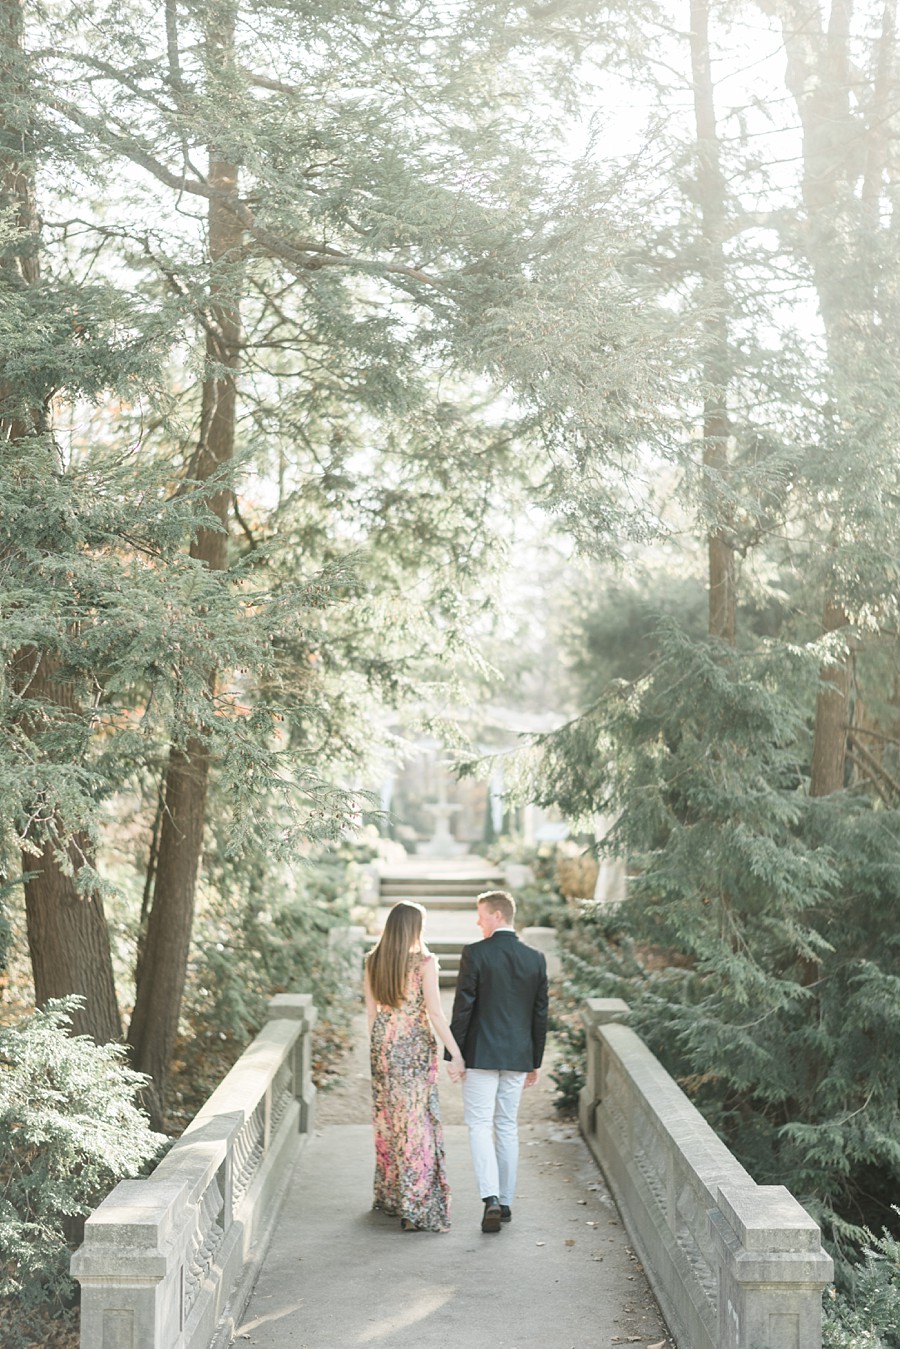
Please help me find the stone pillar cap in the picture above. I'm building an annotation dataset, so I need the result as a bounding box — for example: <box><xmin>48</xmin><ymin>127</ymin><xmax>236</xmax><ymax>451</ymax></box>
<box><xmin>581</xmin><ymin>997</ymin><xmax>632</xmax><ymax>1025</ymax></box>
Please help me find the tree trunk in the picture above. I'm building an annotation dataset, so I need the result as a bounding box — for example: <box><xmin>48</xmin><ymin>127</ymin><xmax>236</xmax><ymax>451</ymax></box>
<box><xmin>771</xmin><ymin>0</ymin><xmax>883</xmax><ymax>794</ymax></box>
<box><xmin>0</xmin><ymin>0</ymin><xmax>37</xmax><ymax>285</ymax></box>
<box><xmin>3</xmin><ymin>0</ymin><xmax>121</xmax><ymax>1043</ymax></box>
<box><xmin>12</xmin><ymin>648</ymin><xmax>123</xmax><ymax>1042</ymax></box>
<box><xmin>128</xmin><ymin>14</ymin><xmax>242</xmax><ymax>1124</ymax></box>
<box><xmin>21</xmin><ymin>839</ymin><xmax>122</xmax><ymax>1042</ymax></box>
<box><xmin>690</xmin><ymin>0</ymin><xmax>735</xmax><ymax>642</ymax></box>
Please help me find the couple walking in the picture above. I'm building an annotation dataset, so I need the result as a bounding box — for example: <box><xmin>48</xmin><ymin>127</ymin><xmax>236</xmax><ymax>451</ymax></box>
<box><xmin>363</xmin><ymin>889</ymin><xmax>548</xmax><ymax>1233</ymax></box>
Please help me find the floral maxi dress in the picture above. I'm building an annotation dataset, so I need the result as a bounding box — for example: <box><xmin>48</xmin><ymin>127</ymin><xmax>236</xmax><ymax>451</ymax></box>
<box><xmin>370</xmin><ymin>953</ymin><xmax>451</xmax><ymax>1231</ymax></box>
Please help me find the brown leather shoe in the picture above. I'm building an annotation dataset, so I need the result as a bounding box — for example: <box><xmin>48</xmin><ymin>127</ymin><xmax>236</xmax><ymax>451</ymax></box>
<box><xmin>481</xmin><ymin>1196</ymin><xmax>502</xmax><ymax>1233</ymax></box>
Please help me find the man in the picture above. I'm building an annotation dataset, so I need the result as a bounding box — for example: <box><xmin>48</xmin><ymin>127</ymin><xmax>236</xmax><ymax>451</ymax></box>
<box><xmin>448</xmin><ymin>889</ymin><xmax>548</xmax><ymax>1233</ymax></box>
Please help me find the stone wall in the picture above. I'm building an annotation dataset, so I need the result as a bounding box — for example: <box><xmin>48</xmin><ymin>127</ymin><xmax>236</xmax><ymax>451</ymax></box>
<box><xmin>71</xmin><ymin>994</ymin><xmax>317</xmax><ymax>1349</ymax></box>
<box><xmin>579</xmin><ymin>999</ymin><xmax>833</xmax><ymax>1349</ymax></box>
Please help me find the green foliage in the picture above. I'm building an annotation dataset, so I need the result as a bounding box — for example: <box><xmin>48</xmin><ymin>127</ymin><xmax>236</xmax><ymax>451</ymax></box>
<box><xmin>0</xmin><ymin>426</ymin><xmax>374</xmax><ymax>864</ymax></box>
<box><xmin>190</xmin><ymin>839</ymin><xmax>364</xmax><ymax>1040</ymax></box>
<box><xmin>549</xmin><ymin>904</ymin><xmax>649</xmax><ymax>1112</ymax></box>
<box><xmin>823</xmin><ymin>1219</ymin><xmax>900</xmax><ymax>1349</ymax></box>
<box><xmin>548</xmin><ymin>1009</ymin><xmax>586</xmax><ymax>1115</ymax></box>
<box><xmin>0</xmin><ymin>999</ymin><xmax>164</xmax><ymax>1339</ymax></box>
<box><xmin>559</xmin><ymin>571</ymin><xmax>710</xmax><ymax>708</ymax></box>
<box><xmin>2</xmin><ymin>0</ymin><xmax>679</xmax><ymax>995</ymax></box>
<box><xmin>169</xmin><ymin>840</ymin><xmax>372</xmax><ymax>1124</ymax></box>
<box><xmin>484</xmin><ymin>838</ymin><xmax>575</xmax><ymax>929</ymax></box>
<box><xmin>532</xmin><ymin>625</ymin><xmax>900</xmax><ymax>1269</ymax></box>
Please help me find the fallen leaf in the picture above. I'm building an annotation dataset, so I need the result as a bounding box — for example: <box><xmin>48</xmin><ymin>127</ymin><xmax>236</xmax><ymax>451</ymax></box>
<box><xmin>647</xmin><ymin>1342</ymin><xmax>666</xmax><ymax>1348</ymax></box>
<box><xmin>564</xmin><ymin>1238</ymin><xmax>576</xmax><ymax>1246</ymax></box>
<box><xmin>536</xmin><ymin>1240</ymin><xmax>546</xmax><ymax>1246</ymax></box>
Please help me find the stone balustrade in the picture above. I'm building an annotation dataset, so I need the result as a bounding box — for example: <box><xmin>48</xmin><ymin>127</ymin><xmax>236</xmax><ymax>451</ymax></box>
<box><xmin>579</xmin><ymin>998</ymin><xmax>833</xmax><ymax>1349</ymax></box>
<box><xmin>71</xmin><ymin>993</ymin><xmax>317</xmax><ymax>1349</ymax></box>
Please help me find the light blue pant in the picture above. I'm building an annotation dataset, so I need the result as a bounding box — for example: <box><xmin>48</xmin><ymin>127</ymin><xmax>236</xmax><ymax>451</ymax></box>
<box><xmin>462</xmin><ymin>1068</ymin><xmax>526</xmax><ymax>1205</ymax></box>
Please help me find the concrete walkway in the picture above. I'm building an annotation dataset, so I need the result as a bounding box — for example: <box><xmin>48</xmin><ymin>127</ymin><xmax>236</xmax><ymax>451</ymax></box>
<box><xmin>231</xmin><ymin>1002</ymin><xmax>674</xmax><ymax>1349</ymax></box>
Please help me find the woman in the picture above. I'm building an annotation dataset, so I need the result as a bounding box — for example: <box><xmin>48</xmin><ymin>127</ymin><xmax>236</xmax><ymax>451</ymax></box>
<box><xmin>364</xmin><ymin>900</ymin><xmax>466</xmax><ymax>1232</ymax></box>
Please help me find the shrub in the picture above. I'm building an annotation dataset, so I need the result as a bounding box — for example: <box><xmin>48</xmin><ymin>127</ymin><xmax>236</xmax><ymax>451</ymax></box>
<box><xmin>483</xmin><ymin>837</ymin><xmax>581</xmax><ymax>928</ymax></box>
<box><xmin>548</xmin><ymin>1006</ymin><xmax>585</xmax><ymax>1114</ymax></box>
<box><xmin>168</xmin><ymin>842</ymin><xmax>368</xmax><ymax>1127</ymax></box>
<box><xmin>0</xmin><ymin>999</ymin><xmax>165</xmax><ymax>1345</ymax></box>
<box><xmin>823</xmin><ymin>1219</ymin><xmax>900</xmax><ymax>1348</ymax></box>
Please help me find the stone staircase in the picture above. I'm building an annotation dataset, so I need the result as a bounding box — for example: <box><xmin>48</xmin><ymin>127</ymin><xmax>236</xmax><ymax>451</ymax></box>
<box><xmin>378</xmin><ymin>859</ymin><xmax>502</xmax><ymax>987</ymax></box>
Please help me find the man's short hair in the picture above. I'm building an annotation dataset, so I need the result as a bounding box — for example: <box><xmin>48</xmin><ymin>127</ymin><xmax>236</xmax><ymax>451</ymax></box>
<box><xmin>477</xmin><ymin>889</ymin><xmax>516</xmax><ymax>924</ymax></box>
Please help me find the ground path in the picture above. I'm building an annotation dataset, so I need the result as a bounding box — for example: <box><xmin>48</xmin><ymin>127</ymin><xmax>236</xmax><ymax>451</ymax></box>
<box><xmin>231</xmin><ymin>992</ymin><xmax>674</xmax><ymax>1349</ymax></box>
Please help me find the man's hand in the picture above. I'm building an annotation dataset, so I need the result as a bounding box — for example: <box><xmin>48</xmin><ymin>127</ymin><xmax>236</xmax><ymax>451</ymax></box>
<box><xmin>524</xmin><ymin>1069</ymin><xmax>540</xmax><ymax>1088</ymax></box>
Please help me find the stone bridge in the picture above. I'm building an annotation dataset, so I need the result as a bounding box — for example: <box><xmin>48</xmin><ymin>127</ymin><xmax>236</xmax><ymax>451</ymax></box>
<box><xmin>72</xmin><ymin>989</ymin><xmax>832</xmax><ymax>1349</ymax></box>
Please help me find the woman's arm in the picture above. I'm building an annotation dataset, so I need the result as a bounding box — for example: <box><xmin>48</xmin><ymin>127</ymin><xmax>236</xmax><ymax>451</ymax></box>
<box><xmin>422</xmin><ymin>956</ymin><xmax>465</xmax><ymax>1077</ymax></box>
<box><xmin>363</xmin><ymin>964</ymin><xmax>377</xmax><ymax>1034</ymax></box>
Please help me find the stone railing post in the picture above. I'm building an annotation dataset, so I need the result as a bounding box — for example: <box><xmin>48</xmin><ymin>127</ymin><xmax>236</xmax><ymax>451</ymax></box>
<box><xmin>579</xmin><ymin>997</ymin><xmax>631</xmax><ymax>1136</ymax></box>
<box><xmin>521</xmin><ymin>926</ymin><xmax>562</xmax><ymax>978</ymax></box>
<box><xmin>711</xmin><ymin>1185</ymin><xmax>834</xmax><ymax>1349</ymax></box>
<box><xmin>267</xmin><ymin>993</ymin><xmax>317</xmax><ymax>1135</ymax></box>
<box><xmin>71</xmin><ymin>1114</ymin><xmax>241</xmax><ymax>1349</ymax></box>
<box><xmin>70</xmin><ymin>1176</ymin><xmax>182</xmax><ymax>1349</ymax></box>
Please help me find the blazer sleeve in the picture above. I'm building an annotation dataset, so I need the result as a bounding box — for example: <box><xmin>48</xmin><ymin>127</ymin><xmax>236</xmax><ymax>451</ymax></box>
<box><xmin>446</xmin><ymin>943</ymin><xmax>477</xmax><ymax>1061</ymax></box>
<box><xmin>532</xmin><ymin>956</ymin><xmax>549</xmax><ymax>1068</ymax></box>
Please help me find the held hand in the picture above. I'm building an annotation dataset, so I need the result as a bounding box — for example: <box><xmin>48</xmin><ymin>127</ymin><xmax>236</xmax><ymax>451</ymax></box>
<box><xmin>524</xmin><ymin>1069</ymin><xmax>539</xmax><ymax>1088</ymax></box>
<box><xmin>446</xmin><ymin>1054</ymin><xmax>466</xmax><ymax>1083</ymax></box>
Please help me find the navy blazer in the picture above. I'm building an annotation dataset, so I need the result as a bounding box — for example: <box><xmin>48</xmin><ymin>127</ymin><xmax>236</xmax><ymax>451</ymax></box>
<box><xmin>448</xmin><ymin>930</ymin><xmax>548</xmax><ymax>1072</ymax></box>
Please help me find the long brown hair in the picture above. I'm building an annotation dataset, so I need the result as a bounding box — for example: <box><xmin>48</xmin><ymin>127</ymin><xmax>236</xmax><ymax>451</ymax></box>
<box><xmin>365</xmin><ymin>901</ymin><xmax>424</xmax><ymax>1008</ymax></box>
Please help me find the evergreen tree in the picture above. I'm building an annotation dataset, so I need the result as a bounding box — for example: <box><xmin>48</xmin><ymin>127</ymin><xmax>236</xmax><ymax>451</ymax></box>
<box><xmin>524</xmin><ymin>0</ymin><xmax>900</xmax><ymax>1281</ymax></box>
<box><xmin>2</xmin><ymin>0</ymin><xmax>677</xmax><ymax>1116</ymax></box>
<box><xmin>3</xmin><ymin>0</ymin><xmax>122</xmax><ymax>1043</ymax></box>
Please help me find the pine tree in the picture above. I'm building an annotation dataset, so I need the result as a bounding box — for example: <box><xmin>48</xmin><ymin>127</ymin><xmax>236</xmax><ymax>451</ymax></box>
<box><xmin>525</xmin><ymin>0</ymin><xmax>900</xmax><ymax>1275</ymax></box>
<box><xmin>2</xmin><ymin>0</ymin><xmax>676</xmax><ymax>1113</ymax></box>
<box><xmin>2</xmin><ymin>0</ymin><xmax>120</xmax><ymax>1043</ymax></box>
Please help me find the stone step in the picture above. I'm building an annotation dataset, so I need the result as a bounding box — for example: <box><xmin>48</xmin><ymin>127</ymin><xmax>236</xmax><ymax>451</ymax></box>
<box><xmin>379</xmin><ymin>893</ymin><xmax>483</xmax><ymax>909</ymax></box>
<box><xmin>377</xmin><ymin>861</ymin><xmax>495</xmax><ymax>986</ymax></box>
<box><xmin>377</xmin><ymin>874</ymin><xmax>496</xmax><ymax>895</ymax></box>
<box><xmin>428</xmin><ymin>943</ymin><xmax>463</xmax><ymax>963</ymax></box>
<box><xmin>426</xmin><ymin>939</ymin><xmax>466</xmax><ymax>988</ymax></box>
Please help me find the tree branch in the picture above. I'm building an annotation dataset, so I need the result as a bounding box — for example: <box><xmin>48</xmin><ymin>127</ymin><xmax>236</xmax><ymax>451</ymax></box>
<box><xmin>846</xmin><ymin>750</ymin><xmax>895</xmax><ymax>805</ymax></box>
<box><xmin>847</xmin><ymin>732</ymin><xmax>900</xmax><ymax>800</ymax></box>
<box><xmin>43</xmin><ymin>88</ymin><xmax>450</xmax><ymax>293</ymax></box>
